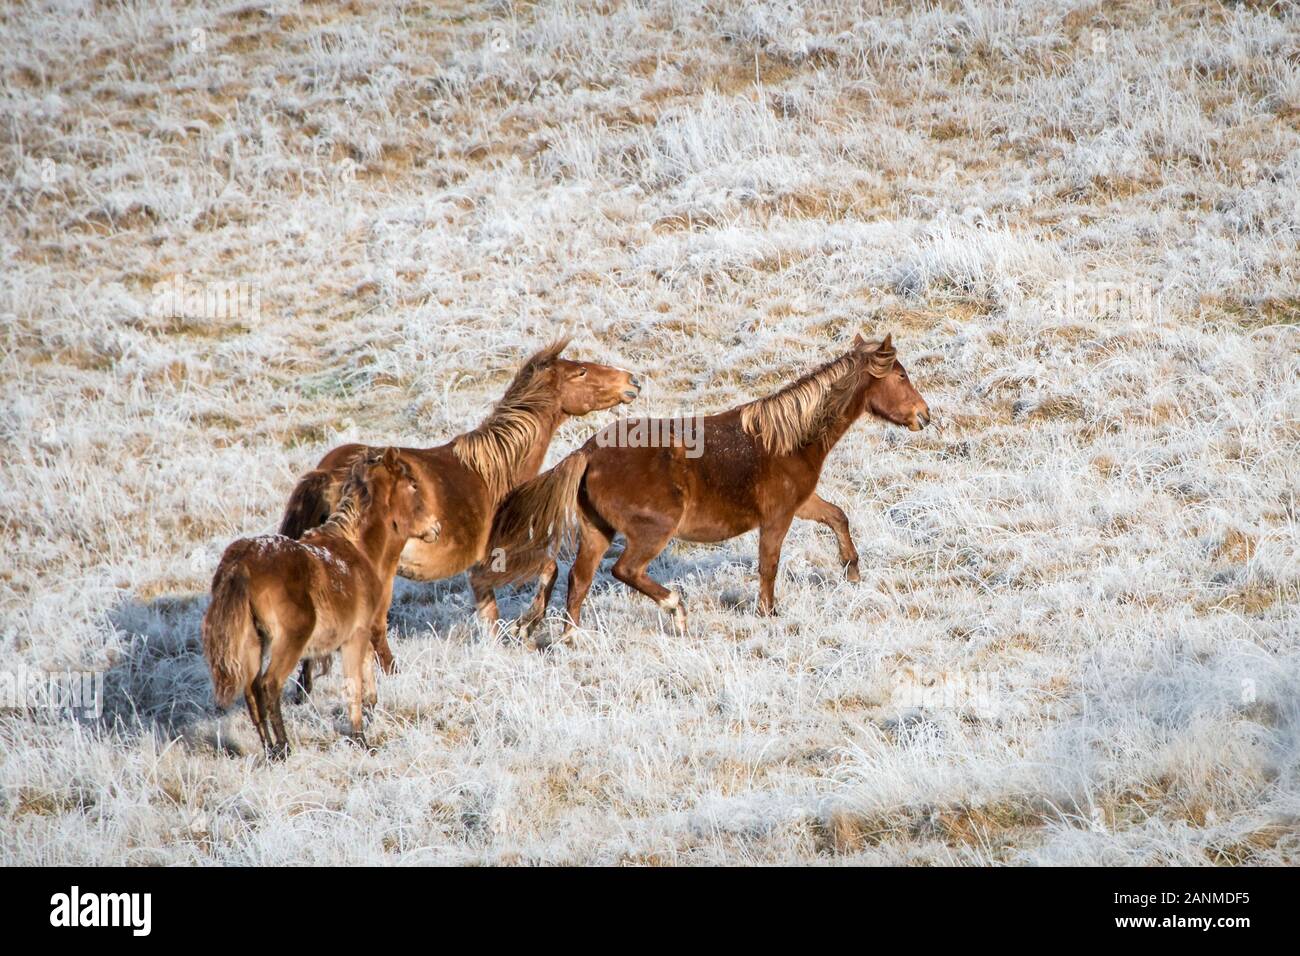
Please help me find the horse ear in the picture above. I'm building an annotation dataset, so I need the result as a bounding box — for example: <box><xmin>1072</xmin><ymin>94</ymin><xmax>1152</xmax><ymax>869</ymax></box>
<box><xmin>853</xmin><ymin>332</ymin><xmax>866</xmax><ymax>348</ymax></box>
<box><xmin>382</xmin><ymin>447</ymin><xmax>401</xmax><ymax>472</ymax></box>
<box><xmin>868</xmin><ymin>333</ymin><xmax>897</xmax><ymax>376</ymax></box>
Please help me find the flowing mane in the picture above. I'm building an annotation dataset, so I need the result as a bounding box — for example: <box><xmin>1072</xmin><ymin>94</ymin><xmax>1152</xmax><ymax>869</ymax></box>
<box><xmin>452</xmin><ymin>339</ymin><xmax>569</xmax><ymax>500</ymax></box>
<box><xmin>739</xmin><ymin>338</ymin><xmax>895</xmax><ymax>455</ymax></box>
<box><xmin>312</xmin><ymin>453</ymin><xmax>376</xmax><ymax>542</ymax></box>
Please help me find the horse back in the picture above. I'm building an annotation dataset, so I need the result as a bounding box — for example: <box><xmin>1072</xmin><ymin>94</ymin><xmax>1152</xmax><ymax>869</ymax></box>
<box><xmin>580</xmin><ymin>412</ymin><xmax>767</xmax><ymax>543</ymax></box>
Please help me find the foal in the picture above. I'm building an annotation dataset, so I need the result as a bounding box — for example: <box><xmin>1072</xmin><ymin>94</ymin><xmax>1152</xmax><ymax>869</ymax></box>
<box><xmin>490</xmin><ymin>335</ymin><xmax>930</xmax><ymax>644</ymax></box>
<box><xmin>278</xmin><ymin>340</ymin><xmax>639</xmax><ymax>692</ymax></box>
<box><xmin>202</xmin><ymin>448</ymin><xmax>424</xmax><ymax>757</ymax></box>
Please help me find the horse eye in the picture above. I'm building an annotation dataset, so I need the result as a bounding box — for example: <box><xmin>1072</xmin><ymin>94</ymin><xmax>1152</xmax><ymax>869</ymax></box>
<box><xmin>575</xmin><ymin>368</ymin><xmax>587</xmax><ymax>377</ymax></box>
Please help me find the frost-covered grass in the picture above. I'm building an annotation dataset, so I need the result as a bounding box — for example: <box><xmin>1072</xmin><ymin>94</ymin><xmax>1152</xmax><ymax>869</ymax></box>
<box><xmin>1</xmin><ymin>0</ymin><xmax>1297</xmax><ymax>864</ymax></box>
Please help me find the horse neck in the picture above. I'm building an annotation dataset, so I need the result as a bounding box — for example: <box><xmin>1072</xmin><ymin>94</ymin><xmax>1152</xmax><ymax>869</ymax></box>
<box><xmin>354</xmin><ymin>510</ymin><xmax>406</xmax><ymax>578</ymax></box>
<box><xmin>788</xmin><ymin>374</ymin><xmax>872</xmax><ymax>471</ymax></box>
<box><xmin>508</xmin><ymin>405</ymin><xmax>566</xmax><ymax>489</ymax></box>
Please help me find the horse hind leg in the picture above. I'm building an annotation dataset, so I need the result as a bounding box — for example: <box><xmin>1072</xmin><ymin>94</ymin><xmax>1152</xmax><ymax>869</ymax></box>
<box><xmin>251</xmin><ymin>675</ymin><xmax>278</xmax><ymax>758</ymax></box>
<box><xmin>610</xmin><ymin>518</ymin><xmax>686</xmax><ymax>634</ymax></box>
<box><xmin>555</xmin><ymin>515</ymin><xmax>613</xmax><ymax>648</ymax></box>
<box><xmin>264</xmin><ymin>646</ymin><xmax>306</xmax><ymax>761</ymax></box>
<box><xmin>244</xmin><ymin>680</ymin><xmax>270</xmax><ymax>753</ymax></box>
<box><xmin>515</xmin><ymin>557</ymin><xmax>559</xmax><ymax>643</ymax></box>
<box><xmin>254</xmin><ymin>615</ymin><xmax>309</xmax><ymax>760</ymax></box>
<box><xmin>468</xmin><ymin>571</ymin><xmax>502</xmax><ymax>638</ymax></box>
<box><xmin>245</xmin><ymin>622</ymin><xmax>281</xmax><ymax>755</ymax></box>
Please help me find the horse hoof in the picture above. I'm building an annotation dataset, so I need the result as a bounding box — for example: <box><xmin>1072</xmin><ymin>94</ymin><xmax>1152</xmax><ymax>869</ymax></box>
<box><xmin>267</xmin><ymin>743</ymin><xmax>290</xmax><ymax>761</ymax></box>
<box><xmin>846</xmin><ymin>563</ymin><xmax>861</xmax><ymax>583</ymax></box>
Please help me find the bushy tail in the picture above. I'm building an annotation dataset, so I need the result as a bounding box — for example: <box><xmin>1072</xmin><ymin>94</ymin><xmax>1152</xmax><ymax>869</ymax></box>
<box><xmin>278</xmin><ymin>469</ymin><xmax>335</xmax><ymax>538</ymax></box>
<box><xmin>202</xmin><ymin>561</ymin><xmax>254</xmax><ymax>709</ymax></box>
<box><xmin>480</xmin><ymin>450</ymin><xmax>590</xmax><ymax>585</ymax></box>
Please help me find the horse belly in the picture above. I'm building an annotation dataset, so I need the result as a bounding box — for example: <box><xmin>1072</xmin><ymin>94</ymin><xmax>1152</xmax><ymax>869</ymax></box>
<box><xmin>676</xmin><ymin>466</ymin><xmax>760</xmax><ymax>543</ymax></box>
<box><xmin>302</xmin><ymin>603</ymin><xmax>344</xmax><ymax>658</ymax></box>
<box><xmin>398</xmin><ymin>536</ymin><xmax>475</xmax><ymax>582</ymax></box>
<box><xmin>676</xmin><ymin>509</ymin><xmax>758</xmax><ymax>544</ymax></box>
<box><xmin>303</xmin><ymin>627</ymin><xmax>341</xmax><ymax>659</ymax></box>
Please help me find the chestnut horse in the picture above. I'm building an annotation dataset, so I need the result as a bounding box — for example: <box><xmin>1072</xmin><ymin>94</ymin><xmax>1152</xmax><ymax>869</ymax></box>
<box><xmin>278</xmin><ymin>340</ymin><xmax>638</xmax><ymax>689</ymax></box>
<box><xmin>489</xmin><ymin>334</ymin><xmax>929</xmax><ymax>645</ymax></box>
<box><xmin>203</xmin><ymin>448</ymin><xmax>424</xmax><ymax>757</ymax></box>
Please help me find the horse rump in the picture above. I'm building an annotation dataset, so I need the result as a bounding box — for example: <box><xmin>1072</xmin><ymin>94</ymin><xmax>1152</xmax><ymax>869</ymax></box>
<box><xmin>278</xmin><ymin>469</ymin><xmax>336</xmax><ymax>539</ymax></box>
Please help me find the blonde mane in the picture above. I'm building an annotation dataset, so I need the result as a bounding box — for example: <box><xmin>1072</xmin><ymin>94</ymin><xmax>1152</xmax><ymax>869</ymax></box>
<box><xmin>739</xmin><ymin>339</ymin><xmax>895</xmax><ymax>455</ymax></box>
<box><xmin>313</xmin><ymin>454</ymin><xmax>376</xmax><ymax>542</ymax></box>
<box><xmin>452</xmin><ymin>340</ymin><xmax>568</xmax><ymax>500</ymax></box>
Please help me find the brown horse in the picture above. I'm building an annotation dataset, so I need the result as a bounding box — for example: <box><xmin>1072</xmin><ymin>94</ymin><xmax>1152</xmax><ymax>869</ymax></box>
<box><xmin>278</xmin><ymin>340</ymin><xmax>638</xmax><ymax>689</ymax></box>
<box><xmin>202</xmin><ymin>448</ymin><xmax>424</xmax><ymax>757</ymax></box>
<box><xmin>488</xmin><ymin>334</ymin><xmax>929</xmax><ymax>646</ymax></box>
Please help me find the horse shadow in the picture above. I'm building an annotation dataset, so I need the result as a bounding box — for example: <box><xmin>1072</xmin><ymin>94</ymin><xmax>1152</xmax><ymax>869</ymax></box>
<box><xmin>97</xmin><ymin>574</ymin><xmax>488</xmax><ymax>754</ymax></box>
<box><xmin>98</xmin><ymin>592</ymin><xmax>232</xmax><ymax>751</ymax></box>
<box><xmin>536</xmin><ymin>531</ymin><xmax>854</xmax><ymax>616</ymax></box>
<box><xmin>531</xmin><ymin>538</ymin><xmax>750</xmax><ymax>610</ymax></box>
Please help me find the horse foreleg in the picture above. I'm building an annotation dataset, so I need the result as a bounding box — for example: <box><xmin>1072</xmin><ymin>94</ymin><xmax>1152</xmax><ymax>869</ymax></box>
<box><xmin>796</xmin><ymin>493</ymin><xmax>860</xmax><ymax>582</ymax></box>
<box><xmin>370</xmin><ymin>578</ymin><xmax>397</xmax><ymax>673</ymax></box>
<box><xmin>756</xmin><ymin>512</ymin><xmax>795</xmax><ymax>616</ymax></box>
<box><xmin>361</xmin><ymin>633</ymin><xmax>378</xmax><ymax>713</ymax></box>
<box><xmin>290</xmin><ymin>659</ymin><xmax>313</xmax><ymax>704</ymax></box>
<box><xmin>340</xmin><ymin>633</ymin><xmax>372</xmax><ymax>751</ymax></box>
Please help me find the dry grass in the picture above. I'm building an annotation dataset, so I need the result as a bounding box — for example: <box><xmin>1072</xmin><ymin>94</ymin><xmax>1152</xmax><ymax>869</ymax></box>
<box><xmin>1</xmin><ymin>0</ymin><xmax>1298</xmax><ymax>865</ymax></box>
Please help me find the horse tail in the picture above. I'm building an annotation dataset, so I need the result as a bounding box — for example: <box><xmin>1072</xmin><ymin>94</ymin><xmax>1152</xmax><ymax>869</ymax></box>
<box><xmin>480</xmin><ymin>449</ymin><xmax>591</xmax><ymax>584</ymax></box>
<box><xmin>202</xmin><ymin>558</ymin><xmax>256</xmax><ymax>709</ymax></box>
<box><xmin>278</xmin><ymin>469</ymin><xmax>335</xmax><ymax>539</ymax></box>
